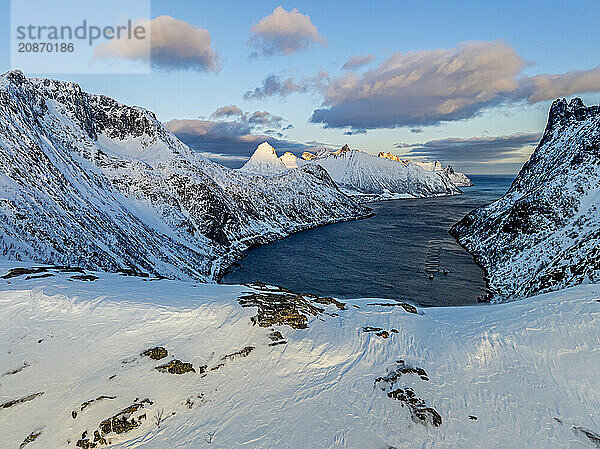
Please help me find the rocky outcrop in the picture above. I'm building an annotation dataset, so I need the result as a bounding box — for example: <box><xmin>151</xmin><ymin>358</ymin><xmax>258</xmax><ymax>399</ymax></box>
<box><xmin>451</xmin><ymin>98</ymin><xmax>600</xmax><ymax>300</ymax></box>
<box><xmin>155</xmin><ymin>360</ymin><xmax>196</xmax><ymax>374</ymax></box>
<box><xmin>443</xmin><ymin>165</ymin><xmax>474</xmax><ymax>187</ymax></box>
<box><xmin>237</xmin><ymin>283</ymin><xmax>345</xmax><ymax>329</ymax></box>
<box><xmin>142</xmin><ymin>347</ymin><xmax>168</xmax><ymax>360</ymax></box>
<box><xmin>378</xmin><ymin>152</ymin><xmax>406</xmax><ymax>164</ymax></box>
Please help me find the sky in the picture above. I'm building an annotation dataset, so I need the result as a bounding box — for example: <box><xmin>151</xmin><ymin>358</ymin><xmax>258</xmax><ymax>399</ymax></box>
<box><xmin>1</xmin><ymin>0</ymin><xmax>599</xmax><ymax>173</ymax></box>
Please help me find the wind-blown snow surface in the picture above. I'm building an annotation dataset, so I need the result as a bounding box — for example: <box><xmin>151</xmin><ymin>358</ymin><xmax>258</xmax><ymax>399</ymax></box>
<box><xmin>2</xmin><ymin>262</ymin><xmax>600</xmax><ymax>449</ymax></box>
<box><xmin>452</xmin><ymin>98</ymin><xmax>600</xmax><ymax>300</ymax></box>
<box><xmin>0</xmin><ymin>71</ymin><xmax>369</xmax><ymax>281</ymax></box>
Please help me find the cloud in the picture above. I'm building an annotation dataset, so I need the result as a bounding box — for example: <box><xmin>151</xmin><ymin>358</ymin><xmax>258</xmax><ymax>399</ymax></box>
<box><xmin>247</xmin><ymin>110</ymin><xmax>285</xmax><ymax>128</ymax></box>
<box><xmin>524</xmin><ymin>65</ymin><xmax>600</xmax><ymax>103</ymax></box>
<box><xmin>248</xmin><ymin>6</ymin><xmax>325</xmax><ymax>57</ymax></box>
<box><xmin>410</xmin><ymin>127</ymin><xmax>424</xmax><ymax>134</ymax></box>
<box><xmin>303</xmin><ymin>41</ymin><xmax>600</xmax><ymax>131</ymax></box>
<box><xmin>343</xmin><ymin>129</ymin><xmax>367</xmax><ymax>135</ymax></box>
<box><xmin>311</xmin><ymin>41</ymin><xmax>526</xmax><ymax>130</ymax></box>
<box><xmin>165</xmin><ymin>106</ymin><xmax>301</xmax><ymax>167</ymax></box>
<box><xmin>341</xmin><ymin>54</ymin><xmax>375</xmax><ymax>71</ymax></box>
<box><xmin>165</xmin><ymin>119</ymin><xmax>307</xmax><ymax>167</ymax></box>
<box><xmin>396</xmin><ymin>132</ymin><xmax>540</xmax><ymax>163</ymax></box>
<box><xmin>210</xmin><ymin>105</ymin><xmax>285</xmax><ymax>129</ymax></box>
<box><xmin>94</xmin><ymin>15</ymin><xmax>220</xmax><ymax>72</ymax></box>
<box><xmin>211</xmin><ymin>105</ymin><xmax>244</xmax><ymax>119</ymax></box>
<box><xmin>243</xmin><ymin>72</ymin><xmax>329</xmax><ymax>100</ymax></box>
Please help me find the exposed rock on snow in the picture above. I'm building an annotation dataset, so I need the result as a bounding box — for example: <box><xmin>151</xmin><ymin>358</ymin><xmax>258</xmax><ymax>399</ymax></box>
<box><xmin>1</xmin><ymin>261</ymin><xmax>599</xmax><ymax>448</ymax></box>
<box><xmin>378</xmin><ymin>152</ymin><xmax>406</xmax><ymax>164</ymax></box>
<box><xmin>220</xmin><ymin>346</ymin><xmax>254</xmax><ymax>361</ymax></box>
<box><xmin>80</xmin><ymin>396</ymin><xmax>116</xmax><ymax>412</ymax></box>
<box><xmin>301</xmin><ymin>151</ymin><xmax>318</xmax><ymax>160</ymax></box>
<box><xmin>1</xmin><ymin>391</ymin><xmax>44</xmax><ymax>409</ymax></box>
<box><xmin>96</xmin><ymin>398</ymin><xmax>152</xmax><ymax>438</ymax></box>
<box><xmin>366</xmin><ymin>301</ymin><xmax>419</xmax><ymax>314</ymax></box>
<box><xmin>452</xmin><ymin>98</ymin><xmax>600</xmax><ymax>300</ymax></box>
<box><xmin>155</xmin><ymin>360</ymin><xmax>196</xmax><ymax>375</ymax></box>
<box><xmin>19</xmin><ymin>430</ymin><xmax>42</xmax><ymax>448</ymax></box>
<box><xmin>238</xmin><ymin>287</ymin><xmax>332</xmax><ymax>329</ymax></box>
<box><xmin>142</xmin><ymin>347</ymin><xmax>168</xmax><ymax>360</ymax></box>
<box><xmin>0</xmin><ymin>71</ymin><xmax>369</xmax><ymax>281</ymax></box>
<box><xmin>442</xmin><ymin>165</ymin><xmax>474</xmax><ymax>187</ymax></box>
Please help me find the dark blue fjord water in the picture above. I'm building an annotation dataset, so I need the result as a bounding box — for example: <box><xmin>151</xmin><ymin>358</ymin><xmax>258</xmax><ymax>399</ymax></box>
<box><xmin>221</xmin><ymin>175</ymin><xmax>515</xmax><ymax>307</ymax></box>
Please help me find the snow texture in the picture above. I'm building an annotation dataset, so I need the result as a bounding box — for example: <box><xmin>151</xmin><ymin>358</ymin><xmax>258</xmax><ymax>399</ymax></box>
<box><xmin>0</xmin><ymin>70</ymin><xmax>370</xmax><ymax>282</ymax></box>
<box><xmin>0</xmin><ymin>260</ymin><xmax>599</xmax><ymax>448</ymax></box>
<box><xmin>452</xmin><ymin>98</ymin><xmax>600</xmax><ymax>300</ymax></box>
<box><xmin>242</xmin><ymin>144</ymin><xmax>464</xmax><ymax>200</ymax></box>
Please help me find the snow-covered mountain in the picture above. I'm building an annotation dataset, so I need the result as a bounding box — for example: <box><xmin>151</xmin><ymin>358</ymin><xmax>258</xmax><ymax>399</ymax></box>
<box><xmin>410</xmin><ymin>161</ymin><xmax>473</xmax><ymax>187</ymax></box>
<box><xmin>239</xmin><ymin>144</ymin><xmax>463</xmax><ymax>200</ymax></box>
<box><xmin>239</xmin><ymin>142</ymin><xmax>289</xmax><ymax>175</ymax></box>
<box><xmin>451</xmin><ymin>98</ymin><xmax>600</xmax><ymax>300</ymax></box>
<box><xmin>442</xmin><ymin>165</ymin><xmax>474</xmax><ymax>187</ymax></box>
<box><xmin>301</xmin><ymin>145</ymin><xmax>463</xmax><ymax>200</ymax></box>
<box><xmin>2</xmin><ymin>261</ymin><xmax>599</xmax><ymax>449</ymax></box>
<box><xmin>378</xmin><ymin>151</ymin><xmax>406</xmax><ymax>164</ymax></box>
<box><xmin>409</xmin><ymin>160</ymin><xmax>444</xmax><ymax>172</ymax></box>
<box><xmin>378</xmin><ymin>153</ymin><xmax>474</xmax><ymax>187</ymax></box>
<box><xmin>279</xmin><ymin>151</ymin><xmax>301</xmax><ymax>169</ymax></box>
<box><xmin>0</xmin><ymin>70</ymin><xmax>370</xmax><ymax>281</ymax></box>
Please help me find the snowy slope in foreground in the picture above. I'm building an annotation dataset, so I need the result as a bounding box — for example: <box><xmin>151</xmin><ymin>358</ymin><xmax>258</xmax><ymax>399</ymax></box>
<box><xmin>451</xmin><ymin>98</ymin><xmax>600</xmax><ymax>300</ymax></box>
<box><xmin>2</xmin><ymin>263</ymin><xmax>599</xmax><ymax>448</ymax></box>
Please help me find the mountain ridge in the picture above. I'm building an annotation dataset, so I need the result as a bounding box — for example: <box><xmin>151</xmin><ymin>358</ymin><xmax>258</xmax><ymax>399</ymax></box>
<box><xmin>241</xmin><ymin>143</ymin><xmax>464</xmax><ymax>200</ymax></box>
<box><xmin>451</xmin><ymin>97</ymin><xmax>600</xmax><ymax>300</ymax></box>
<box><xmin>0</xmin><ymin>70</ymin><xmax>370</xmax><ymax>281</ymax></box>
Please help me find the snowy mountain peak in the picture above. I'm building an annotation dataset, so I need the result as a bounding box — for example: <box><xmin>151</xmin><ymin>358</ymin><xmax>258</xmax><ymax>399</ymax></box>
<box><xmin>301</xmin><ymin>147</ymin><xmax>462</xmax><ymax>199</ymax></box>
<box><xmin>2</xmin><ymin>69</ymin><xmax>27</xmax><ymax>86</ymax></box>
<box><xmin>544</xmin><ymin>97</ymin><xmax>600</xmax><ymax>139</ymax></box>
<box><xmin>279</xmin><ymin>152</ymin><xmax>301</xmax><ymax>169</ymax></box>
<box><xmin>240</xmin><ymin>142</ymin><xmax>289</xmax><ymax>175</ymax></box>
<box><xmin>255</xmin><ymin>141</ymin><xmax>278</xmax><ymax>158</ymax></box>
<box><xmin>378</xmin><ymin>152</ymin><xmax>406</xmax><ymax>164</ymax></box>
<box><xmin>378</xmin><ymin>152</ymin><xmax>473</xmax><ymax>187</ymax></box>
